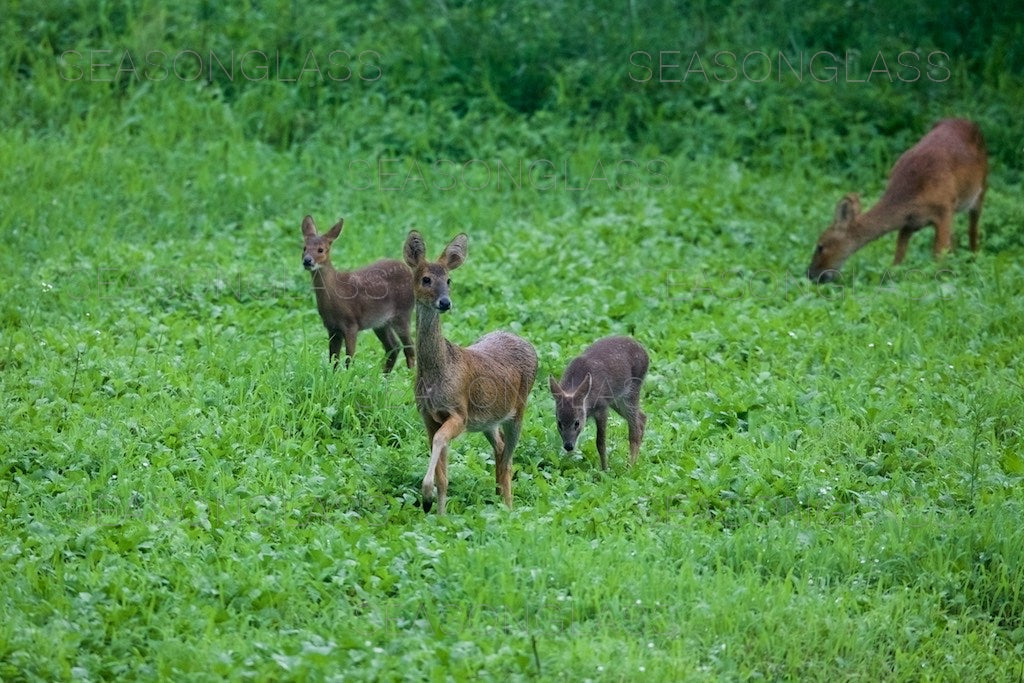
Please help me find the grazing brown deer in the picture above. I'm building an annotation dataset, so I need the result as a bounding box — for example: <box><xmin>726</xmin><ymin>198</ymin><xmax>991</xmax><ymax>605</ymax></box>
<box><xmin>403</xmin><ymin>231</ymin><xmax>538</xmax><ymax>514</ymax></box>
<box><xmin>548</xmin><ymin>336</ymin><xmax>649</xmax><ymax>470</ymax></box>
<box><xmin>301</xmin><ymin>215</ymin><xmax>414</xmax><ymax>371</ymax></box>
<box><xmin>807</xmin><ymin>118</ymin><xmax>988</xmax><ymax>283</ymax></box>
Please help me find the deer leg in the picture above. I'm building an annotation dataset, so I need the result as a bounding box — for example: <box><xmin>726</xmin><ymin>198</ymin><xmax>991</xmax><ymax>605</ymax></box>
<box><xmin>327</xmin><ymin>329</ymin><xmax>344</xmax><ymax>366</ymax></box>
<box><xmin>626</xmin><ymin>407</ymin><xmax>647</xmax><ymax>466</ymax></box>
<box><xmin>623</xmin><ymin>384</ymin><xmax>647</xmax><ymax>466</ymax></box>
<box><xmin>484</xmin><ymin>427</ymin><xmax>506</xmax><ymax>498</ymax></box>
<box><xmin>373</xmin><ymin>326</ymin><xmax>400</xmax><ymax>373</ymax></box>
<box><xmin>968</xmin><ymin>189</ymin><xmax>985</xmax><ymax>252</ymax></box>
<box><xmin>435</xmin><ymin>450</ymin><xmax>449</xmax><ymax>516</ymax></box>
<box><xmin>497</xmin><ymin>419</ymin><xmax>521</xmax><ymax>508</ymax></box>
<box><xmin>420</xmin><ymin>419</ymin><xmax>440</xmax><ymax>513</ymax></box>
<box><xmin>422</xmin><ymin>415</ymin><xmax>465</xmax><ymax>515</ymax></box>
<box><xmin>593</xmin><ymin>406</ymin><xmax>609</xmax><ymax>471</ymax></box>
<box><xmin>932</xmin><ymin>211</ymin><xmax>953</xmax><ymax>258</ymax></box>
<box><xmin>341</xmin><ymin>327</ymin><xmax>358</xmax><ymax>368</ymax></box>
<box><xmin>893</xmin><ymin>227</ymin><xmax>915</xmax><ymax>265</ymax></box>
<box><xmin>394</xmin><ymin>318</ymin><xmax>415</xmax><ymax>369</ymax></box>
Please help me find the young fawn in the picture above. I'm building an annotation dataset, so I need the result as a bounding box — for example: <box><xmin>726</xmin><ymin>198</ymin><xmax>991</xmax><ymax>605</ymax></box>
<box><xmin>807</xmin><ymin>118</ymin><xmax>988</xmax><ymax>283</ymax></box>
<box><xmin>403</xmin><ymin>231</ymin><xmax>538</xmax><ymax>514</ymax></box>
<box><xmin>548</xmin><ymin>336</ymin><xmax>649</xmax><ymax>470</ymax></box>
<box><xmin>301</xmin><ymin>215</ymin><xmax>414</xmax><ymax>372</ymax></box>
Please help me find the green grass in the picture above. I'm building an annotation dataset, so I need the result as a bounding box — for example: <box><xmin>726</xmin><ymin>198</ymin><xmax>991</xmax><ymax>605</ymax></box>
<box><xmin>3</xmin><ymin>2</ymin><xmax>1024</xmax><ymax>680</ymax></box>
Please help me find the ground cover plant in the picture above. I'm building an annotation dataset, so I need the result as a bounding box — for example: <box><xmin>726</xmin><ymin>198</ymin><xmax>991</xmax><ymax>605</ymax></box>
<box><xmin>2</xmin><ymin>1</ymin><xmax>1024</xmax><ymax>680</ymax></box>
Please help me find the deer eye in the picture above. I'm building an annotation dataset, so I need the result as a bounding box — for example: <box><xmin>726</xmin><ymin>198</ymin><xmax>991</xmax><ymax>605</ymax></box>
<box><xmin>318</xmin><ymin>248</ymin><xmax>324</xmax><ymax>253</ymax></box>
<box><xmin>447</xmin><ymin>278</ymin><xmax>451</xmax><ymax>285</ymax></box>
<box><xmin>573</xmin><ymin>420</ymin><xmax>580</xmax><ymax>429</ymax></box>
<box><xmin>422</xmin><ymin>276</ymin><xmax>432</xmax><ymax>285</ymax></box>
<box><xmin>815</xmin><ymin>244</ymin><xmax>824</xmax><ymax>254</ymax></box>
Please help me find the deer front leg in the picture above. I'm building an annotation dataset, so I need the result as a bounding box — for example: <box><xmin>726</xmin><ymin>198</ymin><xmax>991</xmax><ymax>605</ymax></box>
<box><xmin>594</xmin><ymin>406</ymin><xmax>609</xmax><ymax>471</ymax></box>
<box><xmin>931</xmin><ymin>211</ymin><xmax>953</xmax><ymax>257</ymax></box>
<box><xmin>421</xmin><ymin>415</ymin><xmax>465</xmax><ymax>514</ymax></box>
<box><xmin>327</xmin><ymin>329</ymin><xmax>344</xmax><ymax>365</ymax></box>
<box><xmin>342</xmin><ymin>327</ymin><xmax>358</xmax><ymax>368</ymax></box>
<box><xmin>893</xmin><ymin>227</ymin><xmax>914</xmax><ymax>265</ymax></box>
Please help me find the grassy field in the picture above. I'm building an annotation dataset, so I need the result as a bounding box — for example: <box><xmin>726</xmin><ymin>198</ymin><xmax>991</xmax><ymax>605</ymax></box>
<box><xmin>3</xmin><ymin>2</ymin><xmax>1024</xmax><ymax>680</ymax></box>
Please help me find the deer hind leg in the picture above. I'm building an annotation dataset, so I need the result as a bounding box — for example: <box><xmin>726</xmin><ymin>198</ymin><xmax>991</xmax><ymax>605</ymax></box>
<box><xmin>421</xmin><ymin>416</ymin><xmax>464</xmax><ymax>515</ymax></box>
<box><xmin>394</xmin><ymin>317</ymin><xmax>415</xmax><ymax>369</ymax></box>
<box><xmin>484</xmin><ymin>427</ymin><xmax>506</xmax><ymax>498</ymax></box>
<box><xmin>496</xmin><ymin>420</ymin><xmax>522</xmax><ymax>509</ymax></box>
<box><xmin>434</xmin><ymin>450</ymin><xmax>449</xmax><ymax>515</ymax></box>
<box><xmin>373</xmin><ymin>326</ymin><xmax>401</xmax><ymax>373</ymax></box>
<box><xmin>893</xmin><ymin>227</ymin><xmax>915</xmax><ymax>265</ymax></box>
<box><xmin>624</xmin><ymin>382</ymin><xmax>647</xmax><ymax>466</ymax></box>
<box><xmin>626</xmin><ymin>406</ymin><xmax>647</xmax><ymax>466</ymax></box>
<box><xmin>420</xmin><ymin>420</ymin><xmax>440</xmax><ymax>513</ymax></box>
<box><xmin>968</xmin><ymin>188</ymin><xmax>985</xmax><ymax>252</ymax></box>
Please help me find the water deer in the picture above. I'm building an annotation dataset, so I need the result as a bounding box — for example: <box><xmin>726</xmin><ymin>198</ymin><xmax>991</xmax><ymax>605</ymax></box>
<box><xmin>403</xmin><ymin>231</ymin><xmax>538</xmax><ymax>514</ymax></box>
<box><xmin>548</xmin><ymin>336</ymin><xmax>649</xmax><ymax>470</ymax></box>
<box><xmin>807</xmin><ymin>118</ymin><xmax>988</xmax><ymax>283</ymax></box>
<box><xmin>301</xmin><ymin>215</ymin><xmax>414</xmax><ymax>371</ymax></box>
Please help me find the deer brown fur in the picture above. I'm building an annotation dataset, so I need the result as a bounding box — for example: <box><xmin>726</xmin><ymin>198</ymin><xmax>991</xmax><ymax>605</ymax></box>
<box><xmin>548</xmin><ymin>336</ymin><xmax>649</xmax><ymax>470</ymax></box>
<box><xmin>807</xmin><ymin>118</ymin><xmax>988</xmax><ymax>283</ymax></box>
<box><xmin>404</xmin><ymin>231</ymin><xmax>538</xmax><ymax>514</ymax></box>
<box><xmin>301</xmin><ymin>215</ymin><xmax>414</xmax><ymax>371</ymax></box>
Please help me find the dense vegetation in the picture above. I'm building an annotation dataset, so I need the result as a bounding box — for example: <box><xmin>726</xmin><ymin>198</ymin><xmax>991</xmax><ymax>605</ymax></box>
<box><xmin>2</xmin><ymin>1</ymin><xmax>1023</xmax><ymax>679</ymax></box>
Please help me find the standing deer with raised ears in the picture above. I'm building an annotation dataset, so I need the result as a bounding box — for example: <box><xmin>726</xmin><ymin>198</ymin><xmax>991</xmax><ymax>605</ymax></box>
<box><xmin>301</xmin><ymin>215</ymin><xmax>414</xmax><ymax>371</ymax></box>
<box><xmin>807</xmin><ymin>118</ymin><xmax>988</xmax><ymax>283</ymax></box>
<box><xmin>404</xmin><ymin>231</ymin><xmax>538</xmax><ymax>514</ymax></box>
<box><xmin>548</xmin><ymin>336</ymin><xmax>649</xmax><ymax>470</ymax></box>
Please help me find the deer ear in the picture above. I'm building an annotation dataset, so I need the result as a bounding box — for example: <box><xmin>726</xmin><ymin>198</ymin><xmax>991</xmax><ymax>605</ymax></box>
<box><xmin>404</xmin><ymin>230</ymin><xmax>426</xmax><ymax>268</ymax></box>
<box><xmin>548</xmin><ymin>375</ymin><xmax>561</xmax><ymax>397</ymax></box>
<box><xmin>323</xmin><ymin>218</ymin><xmax>344</xmax><ymax>241</ymax></box>
<box><xmin>834</xmin><ymin>194</ymin><xmax>861</xmax><ymax>225</ymax></box>
<box><xmin>301</xmin><ymin>215</ymin><xmax>318</xmax><ymax>238</ymax></box>
<box><xmin>578</xmin><ymin>373</ymin><xmax>593</xmax><ymax>402</ymax></box>
<box><xmin>439</xmin><ymin>233</ymin><xmax>468</xmax><ymax>270</ymax></box>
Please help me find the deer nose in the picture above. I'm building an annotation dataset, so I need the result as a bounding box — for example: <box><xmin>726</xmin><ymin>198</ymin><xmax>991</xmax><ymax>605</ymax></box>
<box><xmin>810</xmin><ymin>269</ymin><xmax>836</xmax><ymax>284</ymax></box>
<box><xmin>437</xmin><ymin>297</ymin><xmax>451</xmax><ymax>311</ymax></box>
<box><xmin>563</xmin><ymin>442</ymin><xmax>574</xmax><ymax>452</ymax></box>
<box><xmin>302</xmin><ymin>256</ymin><xmax>314</xmax><ymax>268</ymax></box>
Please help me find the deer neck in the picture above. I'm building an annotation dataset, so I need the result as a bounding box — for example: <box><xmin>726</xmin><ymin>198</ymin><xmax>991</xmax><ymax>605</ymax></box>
<box><xmin>853</xmin><ymin>200</ymin><xmax>903</xmax><ymax>248</ymax></box>
<box><xmin>310</xmin><ymin>263</ymin><xmax>344</xmax><ymax>305</ymax></box>
<box><xmin>415</xmin><ymin>303</ymin><xmax>450</xmax><ymax>378</ymax></box>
